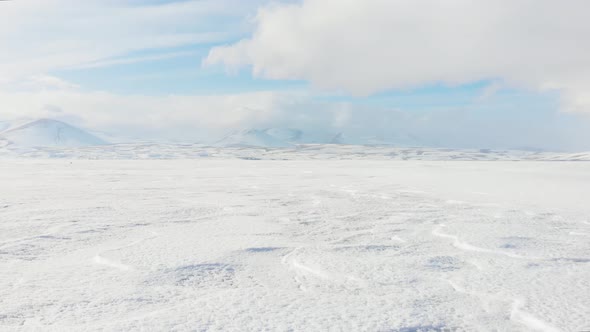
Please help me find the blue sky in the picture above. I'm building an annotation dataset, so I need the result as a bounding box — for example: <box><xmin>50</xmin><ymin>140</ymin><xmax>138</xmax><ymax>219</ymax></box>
<box><xmin>1</xmin><ymin>0</ymin><xmax>590</xmax><ymax>150</ymax></box>
<box><xmin>55</xmin><ymin>44</ymin><xmax>307</xmax><ymax>95</ymax></box>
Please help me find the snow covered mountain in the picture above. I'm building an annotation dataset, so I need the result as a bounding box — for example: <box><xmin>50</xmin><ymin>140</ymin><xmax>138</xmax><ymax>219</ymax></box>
<box><xmin>329</xmin><ymin>132</ymin><xmax>422</xmax><ymax>146</ymax></box>
<box><xmin>0</xmin><ymin>119</ymin><xmax>108</xmax><ymax>147</ymax></box>
<box><xmin>0</xmin><ymin>122</ymin><xmax>10</xmax><ymax>133</ymax></box>
<box><xmin>0</xmin><ymin>119</ymin><xmax>32</xmax><ymax>133</ymax></box>
<box><xmin>262</xmin><ymin>128</ymin><xmax>303</xmax><ymax>142</ymax></box>
<box><xmin>215</xmin><ymin>127</ymin><xmax>423</xmax><ymax>148</ymax></box>
<box><xmin>215</xmin><ymin>129</ymin><xmax>294</xmax><ymax>147</ymax></box>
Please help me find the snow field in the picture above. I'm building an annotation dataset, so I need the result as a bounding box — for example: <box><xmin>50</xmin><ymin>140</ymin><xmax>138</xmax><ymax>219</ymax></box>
<box><xmin>0</xmin><ymin>160</ymin><xmax>588</xmax><ymax>331</ymax></box>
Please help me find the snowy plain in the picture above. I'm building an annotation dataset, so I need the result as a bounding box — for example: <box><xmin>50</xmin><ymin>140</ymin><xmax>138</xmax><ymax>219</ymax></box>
<box><xmin>0</xmin><ymin>149</ymin><xmax>589</xmax><ymax>331</ymax></box>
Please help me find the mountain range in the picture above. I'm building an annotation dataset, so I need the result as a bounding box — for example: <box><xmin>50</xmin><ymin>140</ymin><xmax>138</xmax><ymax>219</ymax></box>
<box><xmin>0</xmin><ymin>118</ymin><xmax>422</xmax><ymax>148</ymax></box>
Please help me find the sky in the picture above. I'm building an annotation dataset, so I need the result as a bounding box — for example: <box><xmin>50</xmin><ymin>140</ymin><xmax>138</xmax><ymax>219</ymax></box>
<box><xmin>1</xmin><ymin>0</ymin><xmax>590</xmax><ymax>150</ymax></box>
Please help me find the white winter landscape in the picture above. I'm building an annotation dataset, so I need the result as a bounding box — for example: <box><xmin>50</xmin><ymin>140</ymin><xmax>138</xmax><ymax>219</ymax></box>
<box><xmin>4</xmin><ymin>1</ymin><xmax>590</xmax><ymax>331</ymax></box>
<box><xmin>0</xmin><ymin>120</ymin><xmax>588</xmax><ymax>331</ymax></box>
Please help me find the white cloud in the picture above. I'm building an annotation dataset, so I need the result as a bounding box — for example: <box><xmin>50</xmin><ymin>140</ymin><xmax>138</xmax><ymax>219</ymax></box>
<box><xmin>22</xmin><ymin>75</ymin><xmax>80</xmax><ymax>91</ymax></box>
<box><xmin>70</xmin><ymin>51</ymin><xmax>201</xmax><ymax>70</ymax></box>
<box><xmin>2</xmin><ymin>0</ymin><xmax>590</xmax><ymax>150</ymax></box>
<box><xmin>0</xmin><ymin>0</ymin><xmax>263</xmax><ymax>81</ymax></box>
<box><xmin>0</xmin><ymin>86</ymin><xmax>305</xmax><ymax>141</ymax></box>
<box><xmin>206</xmin><ymin>0</ymin><xmax>590</xmax><ymax>112</ymax></box>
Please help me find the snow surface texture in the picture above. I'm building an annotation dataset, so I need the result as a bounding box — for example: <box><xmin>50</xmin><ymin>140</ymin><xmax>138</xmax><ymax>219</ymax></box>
<box><xmin>0</xmin><ymin>119</ymin><xmax>107</xmax><ymax>148</ymax></box>
<box><xmin>0</xmin><ymin>160</ymin><xmax>588</xmax><ymax>331</ymax></box>
<box><xmin>1</xmin><ymin>143</ymin><xmax>590</xmax><ymax>161</ymax></box>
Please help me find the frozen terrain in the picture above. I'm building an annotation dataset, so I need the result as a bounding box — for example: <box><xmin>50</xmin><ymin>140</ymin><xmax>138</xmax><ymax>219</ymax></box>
<box><xmin>0</xmin><ymin>119</ymin><xmax>106</xmax><ymax>148</ymax></box>
<box><xmin>2</xmin><ymin>142</ymin><xmax>590</xmax><ymax>161</ymax></box>
<box><xmin>0</xmin><ymin>159</ymin><xmax>589</xmax><ymax>331</ymax></box>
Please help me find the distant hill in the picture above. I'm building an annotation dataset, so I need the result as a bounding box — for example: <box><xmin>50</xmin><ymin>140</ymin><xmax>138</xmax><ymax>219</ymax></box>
<box><xmin>214</xmin><ymin>127</ymin><xmax>423</xmax><ymax>148</ymax></box>
<box><xmin>0</xmin><ymin>119</ymin><xmax>108</xmax><ymax>147</ymax></box>
<box><xmin>215</xmin><ymin>129</ymin><xmax>294</xmax><ymax>147</ymax></box>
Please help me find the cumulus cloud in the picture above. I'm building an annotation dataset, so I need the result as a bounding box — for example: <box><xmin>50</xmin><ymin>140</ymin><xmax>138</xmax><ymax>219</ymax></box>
<box><xmin>206</xmin><ymin>0</ymin><xmax>590</xmax><ymax>112</ymax></box>
<box><xmin>2</xmin><ymin>0</ymin><xmax>590</xmax><ymax>150</ymax></box>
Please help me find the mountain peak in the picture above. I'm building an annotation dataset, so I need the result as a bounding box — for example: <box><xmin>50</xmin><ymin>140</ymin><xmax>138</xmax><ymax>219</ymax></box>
<box><xmin>0</xmin><ymin>118</ymin><xmax>108</xmax><ymax>147</ymax></box>
<box><xmin>215</xmin><ymin>128</ymin><xmax>295</xmax><ymax>148</ymax></box>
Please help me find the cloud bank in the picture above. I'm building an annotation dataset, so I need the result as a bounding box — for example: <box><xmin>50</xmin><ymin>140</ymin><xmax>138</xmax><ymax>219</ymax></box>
<box><xmin>206</xmin><ymin>0</ymin><xmax>590</xmax><ymax>112</ymax></box>
<box><xmin>3</xmin><ymin>81</ymin><xmax>590</xmax><ymax>151</ymax></box>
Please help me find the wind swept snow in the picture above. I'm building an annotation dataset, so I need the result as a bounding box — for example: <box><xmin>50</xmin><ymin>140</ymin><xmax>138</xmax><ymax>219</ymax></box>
<box><xmin>0</xmin><ymin>160</ymin><xmax>588</xmax><ymax>331</ymax></box>
<box><xmin>2</xmin><ymin>143</ymin><xmax>590</xmax><ymax>161</ymax></box>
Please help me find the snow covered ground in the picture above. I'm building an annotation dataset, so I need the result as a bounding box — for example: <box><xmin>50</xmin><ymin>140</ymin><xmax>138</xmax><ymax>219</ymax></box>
<box><xmin>2</xmin><ymin>143</ymin><xmax>590</xmax><ymax>161</ymax></box>
<box><xmin>0</xmin><ymin>159</ymin><xmax>588</xmax><ymax>331</ymax></box>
